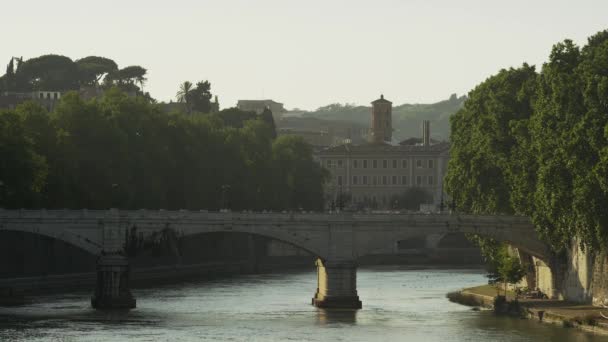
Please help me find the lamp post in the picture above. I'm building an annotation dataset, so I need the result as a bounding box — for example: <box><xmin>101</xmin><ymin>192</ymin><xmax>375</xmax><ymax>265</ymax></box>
<box><xmin>220</xmin><ymin>184</ymin><xmax>231</xmax><ymax>211</ymax></box>
<box><xmin>0</xmin><ymin>180</ymin><xmax>4</xmax><ymax>208</ymax></box>
<box><xmin>111</xmin><ymin>183</ymin><xmax>119</xmax><ymax>209</ymax></box>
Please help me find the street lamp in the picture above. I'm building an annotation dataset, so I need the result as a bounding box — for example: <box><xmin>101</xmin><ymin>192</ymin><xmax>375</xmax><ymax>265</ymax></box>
<box><xmin>220</xmin><ymin>184</ymin><xmax>231</xmax><ymax>211</ymax></box>
<box><xmin>0</xmin><ymin>180</ymin><xmax>4</xmax><ymax>208</ymax></box>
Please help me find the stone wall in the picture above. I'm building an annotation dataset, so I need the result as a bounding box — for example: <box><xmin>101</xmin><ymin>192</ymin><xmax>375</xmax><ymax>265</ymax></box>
<box><xmin>527</xmin><ymin>240</ymin><xmax>608</xmax><ymax>304</ymax></box>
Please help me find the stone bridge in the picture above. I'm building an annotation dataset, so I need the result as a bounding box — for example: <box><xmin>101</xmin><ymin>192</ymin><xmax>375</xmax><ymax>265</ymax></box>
<box><xmin>0</xmin><ymin>209</ymin><xmax>550</xmax><ymax>309</ymax></box>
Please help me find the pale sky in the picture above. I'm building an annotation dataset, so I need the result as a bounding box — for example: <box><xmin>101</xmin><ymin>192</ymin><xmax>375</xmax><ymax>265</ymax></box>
<box><xmin>3</xmin><ymin>0</ymin><xmax>607</xmax><ymax>110</ymax></box>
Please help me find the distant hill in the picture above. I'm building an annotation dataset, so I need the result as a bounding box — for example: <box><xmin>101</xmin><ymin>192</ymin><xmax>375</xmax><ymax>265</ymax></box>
<box><xmin>287</xmin><ymin>94</ymin><xmax>465</xmax><ymax>140</ymax></box>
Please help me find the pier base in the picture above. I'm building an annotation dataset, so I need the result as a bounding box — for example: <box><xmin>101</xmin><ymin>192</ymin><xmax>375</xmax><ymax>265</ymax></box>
<box><xmin>91</xmin><ymin>254</ymin><xmax>136</xmax><ymax>309</ymax></box>
<box><xmin>312</xmin><ymin>258</ymin><xmax>362</xmax><ymax>309</ymax></box>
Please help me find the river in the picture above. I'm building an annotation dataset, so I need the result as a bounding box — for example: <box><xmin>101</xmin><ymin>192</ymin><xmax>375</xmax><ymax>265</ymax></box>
<box><xmin>0</xmin><ymin>267</ymin><xmax>606</xmax><ymax>341</ymax></box>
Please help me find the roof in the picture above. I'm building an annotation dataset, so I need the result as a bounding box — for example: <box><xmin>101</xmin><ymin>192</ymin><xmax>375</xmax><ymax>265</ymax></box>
<box><xmin>317</xmin><ymin>141</ymin><xmax>450</xmax><ymax>155</ymax></box>
<box><xmin>371</xmin><ymin>94</ymin><xmax>392</xmax><ymax>105</ymax></box>
<box><xmin>237</xmin><ymin>99</ymin><xmax>283</xmax><ymax>106</ymax></box>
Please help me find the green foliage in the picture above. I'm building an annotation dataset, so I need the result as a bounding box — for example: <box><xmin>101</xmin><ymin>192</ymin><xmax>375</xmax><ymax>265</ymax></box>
<box><xmin>175</xmin><ymin>80</ymin><xmax>214</xmax><ymax>114</ymax></box>
<box><xmin>0</xmin><ymin>109</ymin><xmax>47</xmax><ymax>208</ymax></box>
<box><xmin>0</xmin><ymin>89</ymin><xmax>326</xmax><ymax>211</ymax></box>
<box><xmin>446</xmin><ymin>29</ymin><xmax>608</xmax><ymax>252</ymax></box>
<box><xmin>389</xmin><ymin>187</ymin><xmax>433</xmax><ymax>210</ymax></box>
<box><xmin>445</xmin><ymin>64</ymin><xmax>537</xmax><ymax>215</ymax></box>
<box><xmin>260</xmin><ymin>107</ymin><xmax>277</xmax><ymax>139</ymax></box>
<box><xmin>475</xmin><ymin>241</ymin><xmax>525</xmax><ymax>296</ymax></box>
<box><xmin>76</xmin><ymin>56</ymin><xmax>118</xmax><ymax>86</ymax></box>
<box><xmin>17</xmin><ymin>54</ymin><xmax>80</xmax><ymax>91</ymax></box>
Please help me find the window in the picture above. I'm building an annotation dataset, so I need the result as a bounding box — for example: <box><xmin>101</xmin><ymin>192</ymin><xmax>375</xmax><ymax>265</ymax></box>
<box><xmin>402</xmin><ymin>160</ymin><xmax>408</xmax><ymax>168</ymax></box>
<box><xmin>337</xmin><ymin>159</ymin><xmax>343</xmax><ymax>168</ymax></box>
<box><xmin>428</xmin><ymin>175</ymin><xmax>434</xmax><ymax>186</ymax></box>
<box><xmin>54</xmin><ymin>92</ymin><xmax>58</xmax><ymax>100</ymax></box>
<box><xmin>401</xmin><ymin>175</ymin><xmax>407</xmax><ymax>185</ymax></box>
<box><xmin>392</xmin><ymin>175</ymin><xmax>397</xmax><ymax>185</ymax></box>
<box><xmin>353</xmin><ymin>160</ymin><xmax>358</xmax><ymax>168</ymax></box>
<box><xmin>373</xmin><ymin>160</ymin><xmax>378</xmax><ymax>168</ymax></box>
<box><xmin>39</xmin><ymin>93</ymin><xmax>43</xmax><ymax>99</ymax></box>
<box><xmin>416</xmin><ymin>159</ymin><xmax>423</xmax><ymax>168</ymax></box>
<box><xmin>326</xmin><ymin>160</ymin><xmax>333</xmax><ymax>168</ymax></box>
<box><xmin>392</xmin><ymin>160</ymin><xmax>397</xmax><ymax>168</ymax></box>
<box><xmin>337</xmin><ymin>176</ymin><xmax>342</xmax><ymax>186</ymax></box>
<box><xmin>363</xmin><ymin>160</ymin><xmax>368</xmax><ymax>168</ymax></box>
<box><xmin>46</xmin><ymin>92</ymin><xmax>51</xmax><ymax>99</ymax></box>
<box><xmin>373</xmin><ymin>176</ymin><xmax>378</xmax><ymax>185</ymax></box>
<box><xmin>382</xmin><ymin>176</ymin><xmax>387</xmax><ymax>185</ymax></box>
<box><xmin>416</xmin><ymin>176</ymin><xmax>422</xmax><ymax>186</ymax></box>
<box><xmin>428</xmin><ymin>160</ymin><xmax>434</xmax><ymax>169</ymax></box>
<box><xmin>383</xmin><ymin>160</ymin><xmax>388</xmax><ymax>168</ymax></box>
<box><xmin>352</xmin><ymin>176</ymin><xmax>358</xmax><ymax>185</ymax></box>
<box><xmin>362</xmin><ymin>175</ymin><xmax>368</xmax><ymax>185</ymax></box>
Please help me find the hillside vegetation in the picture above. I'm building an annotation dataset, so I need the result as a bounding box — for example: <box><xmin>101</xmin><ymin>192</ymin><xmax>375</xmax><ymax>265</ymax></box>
<box><xmin>289</xmin><ymin>94</ymin><xmax>465</xmax><ymax>140</ymax></box>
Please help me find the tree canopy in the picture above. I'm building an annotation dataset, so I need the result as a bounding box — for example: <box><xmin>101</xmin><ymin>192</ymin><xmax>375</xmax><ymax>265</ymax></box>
<box><xmin>446</xmin><ymin>29</ymin><xmax>608</xmax><ymax>252</ymax></box>
<box><xmin>0</xmin><ymin>89</ymin><xmax>327</xmax><ymax>211</ymax></box>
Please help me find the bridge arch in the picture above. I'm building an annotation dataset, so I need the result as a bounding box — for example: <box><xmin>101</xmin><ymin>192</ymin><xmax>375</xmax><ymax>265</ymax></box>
<box><xmin>354</xmin><ymin>215</ymin><xmax>550</xmax><ymax>262</ymax></box>
<box><xmin>177</xmin><ymin>227</ymin><xmax>325</xmax><ymax>259</ymax></box>
<box><xmin>0</xmin><ymin>225</ymin><xmax>102</xmax><ymax>256</ymax></box>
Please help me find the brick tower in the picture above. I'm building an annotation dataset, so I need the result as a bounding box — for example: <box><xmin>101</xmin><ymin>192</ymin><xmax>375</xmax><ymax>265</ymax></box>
<box><xmin>369</xmin><ymin>94</ymin><xmax>392</xmax><ymax>144</ymax></box>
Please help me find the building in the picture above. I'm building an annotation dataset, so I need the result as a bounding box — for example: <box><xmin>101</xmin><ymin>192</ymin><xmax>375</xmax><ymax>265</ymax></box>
<box><xmin>315</xmin><ymin>95</ymin><xmax>449</xmax><ymax>210</ymax></box>
<box><xmin>237</xmin><ymin>99</ymin><xmax>286</xmax><ymax>122</ymax></box>
<box><xmin>0</xmin><ymin>91</ymin><xmax>63</xmax><ymax>111</ymax></box>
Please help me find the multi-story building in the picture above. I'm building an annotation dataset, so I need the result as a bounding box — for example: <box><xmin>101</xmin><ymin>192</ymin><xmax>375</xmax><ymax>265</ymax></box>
<box><xmin>315</xmin><ymin>95</ymin><xmax>449</xmax><ymax>210</ymax></box>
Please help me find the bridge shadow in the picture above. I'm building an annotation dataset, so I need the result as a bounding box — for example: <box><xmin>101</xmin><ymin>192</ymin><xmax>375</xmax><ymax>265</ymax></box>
<box><xmin>315</xmin><ymin>308</ymin><xmax>357</xmax><ymax>325</ymax></box>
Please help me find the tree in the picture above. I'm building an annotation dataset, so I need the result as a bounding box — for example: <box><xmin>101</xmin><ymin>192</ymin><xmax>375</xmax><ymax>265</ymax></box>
<box><xmin>0</xmin><ymin>110</ymin><xmax>47</xmax><ymax>208</ymax></box>
<box><xmin>104</xmin><ymin>65</ymin><xmax>147</xmax><ymax>94</ymax></box>
<box><xmin>271</xmin><ymin>135</ymin><xmax>328</xmax><ymax>210</ymax></box>
<box><xmin>16</xmin><ymin>54</ymin><xmax>80</xmax><ymax>91</ymax></box>
<box><xmin>76</xmin><ymin>56</ymin><xmax>118</xmax><ymax>86</ymax></box>
<box><xmin>176</xmin><ymin>81</ymin><xmax>194</xmax><ymax>113</ymax></box>
<box><xmin>190</xmin><ymin>81</ymin><xmax>212</xmax><ymax>113</ymax></box>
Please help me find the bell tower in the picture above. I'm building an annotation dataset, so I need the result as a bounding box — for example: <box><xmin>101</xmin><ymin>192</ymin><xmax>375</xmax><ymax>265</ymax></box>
<box><xmin>369</xmin><ymin>94</ymin><xmax>392</xmax><ymax>143</ymax></box>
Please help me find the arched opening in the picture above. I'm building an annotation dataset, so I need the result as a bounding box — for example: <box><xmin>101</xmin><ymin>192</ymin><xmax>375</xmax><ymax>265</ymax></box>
<box><xmin>0</xmin><ymin>231</ymin><xmax>97</xmax><ymax>279</ymax></box>
<box><xmin>124</xmin><ymin>231</ymin><xmax>317</xmax><ymax>284</ymax></box>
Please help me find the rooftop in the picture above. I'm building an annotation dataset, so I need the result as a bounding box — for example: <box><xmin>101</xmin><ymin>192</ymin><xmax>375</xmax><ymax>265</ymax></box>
<box><xmin>318</xmin><ymin>141</ymin><xmax>450</xmax><ymax>154</ymax></box>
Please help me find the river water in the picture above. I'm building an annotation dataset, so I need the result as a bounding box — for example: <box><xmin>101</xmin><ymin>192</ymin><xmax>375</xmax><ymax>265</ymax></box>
<box><xmin>0</xmin><ymin>267</ymin><xmax>606</xmax><ymax>341</ymax></box>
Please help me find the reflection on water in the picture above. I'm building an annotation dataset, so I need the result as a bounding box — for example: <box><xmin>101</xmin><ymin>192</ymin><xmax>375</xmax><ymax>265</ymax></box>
<box><xmin>315</xmin><ymin>309</ymin><xmax>357</xmax><ymax>325</ymax></box>
<box><xmin>1</xmin><ymin>267</ymin><xmax>607</xmax><ymax>341</ymax></box>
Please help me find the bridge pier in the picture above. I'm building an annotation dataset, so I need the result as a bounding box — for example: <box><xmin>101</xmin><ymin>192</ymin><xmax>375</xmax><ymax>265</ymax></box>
<box><xmin>312</xmin><ymin>258</ymin><xmax>361</xmax><ymax>309</ymax></box>
<box><xmin>91</xmin><ymin>254</ymin><xmax>136</xmax><ymax>309</ymax></box>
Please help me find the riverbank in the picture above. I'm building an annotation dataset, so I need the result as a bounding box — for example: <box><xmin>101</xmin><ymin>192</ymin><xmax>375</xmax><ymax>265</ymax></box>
<box><xmin>448</xmin><ymin>284</ymin><xmax>608</xmax><ymax>336</ymax></box>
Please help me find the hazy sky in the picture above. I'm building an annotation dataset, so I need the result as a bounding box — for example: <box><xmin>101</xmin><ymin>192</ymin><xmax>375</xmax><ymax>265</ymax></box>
<box><xmin>4</xmin><ymin>0</ymin><xmax>608</xmax><ymax>110</ymax></box>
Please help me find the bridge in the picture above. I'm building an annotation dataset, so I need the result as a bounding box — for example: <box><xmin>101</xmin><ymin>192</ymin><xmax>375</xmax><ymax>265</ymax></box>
<box><xmin>0</xmin><ymin>209</ymin><xmax>551</xmax><ymax>309</ymax></box>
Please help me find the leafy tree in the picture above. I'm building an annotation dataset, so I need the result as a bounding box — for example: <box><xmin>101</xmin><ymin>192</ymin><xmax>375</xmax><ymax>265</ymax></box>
<box><xmin>445</xmin><ymin>64</ymin><xmax>537</xmax><ymax>215</ymax></box>
<box><xmin>76</xmin><ymin>56</ymin><xmax>118</xmax><ymax>86</ymax></box>
<box><xmin>271</xmin><ymin>135</ymin><xmax>328</xmax><ymax>210</ymax></box>
<box><xmin>190</xmin><ymin>81</ymin><xmax>212</xmax><ymax>113</ymax></box>
<box><xmin>176</xmin><ymin>81</ymin><xmax>194</xmax><ymax>113</ymax></box>
<box><xmin>0</xmin><ymin>110</ymin><xmax>47</xmax><ymax>208</ymax></box>
<box><xmin>16</xmin><ymin>54</ymin><xmax>80</xmax><ymax>91</ymax></box>
<box><xmin>447</xmin><ymin>29</ymin><xmax>608</xmax><ymax>253</ymax></box>
<box><xmin>104</xmin><ymin>65</ymin><xmax>147</xmax><ymax>94</ymax></box>
<box><xmin>215</xmin><ymin>108</ymin><xmax>257</xmax><ymax>128</ymax></box>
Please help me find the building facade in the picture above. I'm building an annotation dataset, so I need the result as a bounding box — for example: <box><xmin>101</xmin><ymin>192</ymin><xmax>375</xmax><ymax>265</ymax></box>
<box><xmin>315</xmin><ymin>95</ymin><xmax>449</xmax><ymax>210</ymax></box>
<box><xmin>0</xmin><ymin>91</ymin><xmax>63</xmax><ymax>111</ymax></box>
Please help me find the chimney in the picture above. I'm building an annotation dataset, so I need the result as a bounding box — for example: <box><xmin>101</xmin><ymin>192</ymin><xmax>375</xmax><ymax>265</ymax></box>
<box><xmin>422</xmin><ymin>120</ymin><xmax>431</xmax><ymax>146</ymax></box>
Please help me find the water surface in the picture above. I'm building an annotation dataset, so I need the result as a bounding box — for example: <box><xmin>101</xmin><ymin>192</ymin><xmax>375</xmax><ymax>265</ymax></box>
<box><xmin>1</xmin><ymin>267</ymin><xmax>606</xmax><ymax>341</ymax></box>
